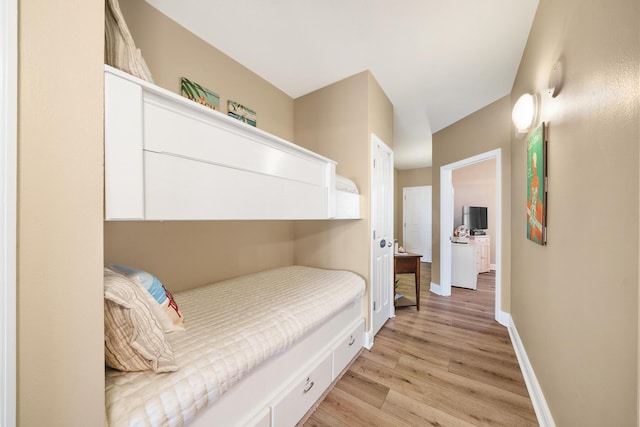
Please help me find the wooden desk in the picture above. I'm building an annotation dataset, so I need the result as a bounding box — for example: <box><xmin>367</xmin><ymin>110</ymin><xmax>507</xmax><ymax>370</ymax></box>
<box><xmin>394</xmin><ymin>253</ymin><xmax>421</xmax><ymax>310</ymax></box>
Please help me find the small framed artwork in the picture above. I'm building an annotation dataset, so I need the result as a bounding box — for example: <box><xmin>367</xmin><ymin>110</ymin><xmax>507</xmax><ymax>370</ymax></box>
<box><xmin>181</xmin><ymin>77</ymin><xmax>220</xmax><ymax>111</ymax></box>
<box><xmin>526</xmin><ymin>122</ymin><xmax>548</xmax><ymax>245</ymax></box>
<box><xmin>227</xmin><ymin>100</ymin><xmax>256</xmax><ymax>127</ymax></box>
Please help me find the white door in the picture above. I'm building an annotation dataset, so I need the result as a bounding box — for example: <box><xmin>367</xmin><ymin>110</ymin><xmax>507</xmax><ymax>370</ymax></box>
<box><xmin>370</xmin><ymin>134</ymin><xmax>394</xmax><ymax>337</ymax></box>
<box><xmin>403</xmin><ymin>186</ymin><xmax>432</xmax><ymax>262</ymax></box>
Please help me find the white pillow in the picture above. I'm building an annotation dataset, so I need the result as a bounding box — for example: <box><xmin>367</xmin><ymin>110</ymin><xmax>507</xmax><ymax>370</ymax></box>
<box><xmin>104</xmin><ymin>268</ymin><xmax>178</xmax><ymax>373</ymax></box>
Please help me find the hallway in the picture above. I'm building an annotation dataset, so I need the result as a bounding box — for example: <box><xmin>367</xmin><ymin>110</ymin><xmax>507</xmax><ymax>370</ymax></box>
<box><xmin>304</xmin><ymin>264</ymin><xmax>538</xmax><ymax>426</ymax></box>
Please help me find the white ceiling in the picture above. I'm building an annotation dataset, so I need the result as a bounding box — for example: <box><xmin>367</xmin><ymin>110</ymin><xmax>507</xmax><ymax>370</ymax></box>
<box><xmin>146</xmin><ymin>0</ymin><xmax>538</xmax><ymax>169</ymax></box>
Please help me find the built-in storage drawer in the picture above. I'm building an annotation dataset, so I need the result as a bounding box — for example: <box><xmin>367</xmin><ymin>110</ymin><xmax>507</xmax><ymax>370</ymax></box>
<box><xmin>244</xmin><ymin>407</ymin><xmax>271</xmax><ymax>427</ymax></box>
<box><xmin>270</xmin><ymin>351</ymin><xmax>332</xmax><ymax>426</ymax></box>
<box><xmin>332</xmin><ymin>319</ymin><xmax>364</xmax><ymax>380</ymax></box>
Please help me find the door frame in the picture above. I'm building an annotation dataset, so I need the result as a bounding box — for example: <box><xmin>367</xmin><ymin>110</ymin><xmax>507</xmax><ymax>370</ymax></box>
<box><xmin>367</xmin><ymin>133</ymin><xmax>394</xmax><ymax>348</ymax></box>
<box><xmin>0</xmin><ymin>0</ymin><xmax>17</xmax><ymax>424</ymax></box>
<box><xmin>436</xmin><ymin>148</ymin><xmax>508</xmax><ymax>326</ymax></box>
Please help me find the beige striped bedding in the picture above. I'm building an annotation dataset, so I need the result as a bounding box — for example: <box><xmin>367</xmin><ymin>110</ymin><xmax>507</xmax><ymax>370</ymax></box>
<box><xmin>105</xmin><ymin>266</ymin><xmax>365</xmax><ymax>427</ymax></box>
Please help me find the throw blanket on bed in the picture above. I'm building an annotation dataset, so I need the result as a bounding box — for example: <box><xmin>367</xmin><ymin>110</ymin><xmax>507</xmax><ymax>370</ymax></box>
<box><xmin>105</xmin><ymin>266</ymin><xmax>365</xmax><ymax>427</ymax></box>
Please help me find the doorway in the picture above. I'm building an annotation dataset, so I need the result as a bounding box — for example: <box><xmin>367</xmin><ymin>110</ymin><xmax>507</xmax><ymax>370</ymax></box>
<box><xmin>436</xmin><ymin>149</ymin><xmax>508</xmax><ymax>326</ymax></box>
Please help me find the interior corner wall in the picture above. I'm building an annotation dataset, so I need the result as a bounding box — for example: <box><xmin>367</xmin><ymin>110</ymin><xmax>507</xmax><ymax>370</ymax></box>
<box><xmin>395</xmin><ymin>167</ymin><xmax>432</xmax><ymax>246</ymax></box>
<box><xmin>106</xmin><ymin>0</ymin><xmax>298</xmax><ymax>290</ymax></box>
<box><xmin>509</xmin><ymin>0</ymin><xmax>639</xmax><ymax>425</ymax></box>
<box><xmin>367</xmin><ymin>72</ymin><xmax>394</xmax><ymax>151</ymax></box>
<box><xmin>18</xmin><ymin>0</ymin><xmax>105</xmax><ymax>425</ymax></box>
<box><xmin>431</xmin><ymin>96</ymin><xmax>512</xmax><ymax>308</ymax></box>
<box><xmin>293</xmin><ymin>71</ymin><xmax>382</xmax><ymax>330</ymax></box>
<box><xmin>293</xmin><ymin>71</ymin><xmax>370</xmax><ymax>277</ymax></box>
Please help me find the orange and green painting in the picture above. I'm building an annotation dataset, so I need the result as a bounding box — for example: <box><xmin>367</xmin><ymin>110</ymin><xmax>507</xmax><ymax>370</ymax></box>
<box><xmin>181</xmin><ymin>77</ymin><xmax>220</xmax><ymax>111</ymax></box>
<box><xmin>526</xmin><ymin>123</ymin><xmax>546</xmax><ymax>245</ymax></box>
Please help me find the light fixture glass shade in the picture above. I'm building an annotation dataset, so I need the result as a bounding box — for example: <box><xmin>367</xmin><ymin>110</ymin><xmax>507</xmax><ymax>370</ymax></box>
<box><xmin>512</xmin><ymin>93</ymin><xmax>537</xmax><ymax>132</ymax></box>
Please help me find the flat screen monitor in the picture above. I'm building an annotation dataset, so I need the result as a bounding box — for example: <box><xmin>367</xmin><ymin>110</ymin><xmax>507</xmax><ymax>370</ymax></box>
<box><xmin>462</xmin><ymin>206</ymin><xmax>488</xmax><ymax>232</ymax></box>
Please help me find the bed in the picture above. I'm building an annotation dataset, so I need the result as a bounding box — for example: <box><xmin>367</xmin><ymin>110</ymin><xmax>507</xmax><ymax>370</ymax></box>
<box><xmin>104</xmin><ymin>265</ymin><xmax>365</xmax><ymax>427</ymax></box>
<box><xmin>104</xmin><ymin>65</ymin><xmax>361</xmax><ymax>221</ymax></box>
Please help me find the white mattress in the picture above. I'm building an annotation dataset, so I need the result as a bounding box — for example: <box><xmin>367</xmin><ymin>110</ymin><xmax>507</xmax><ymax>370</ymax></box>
<box><xmin>335</xmin><ymin>174</ymin><xmax>359</xmax><ymax>194</ymax></box>
<box><xmin>105</xmin><ymin>266</ymin><xmax>365</xmax><ymax>427</ymax></box>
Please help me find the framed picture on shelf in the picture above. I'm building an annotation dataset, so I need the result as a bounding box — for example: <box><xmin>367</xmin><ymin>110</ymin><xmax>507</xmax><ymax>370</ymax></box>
<box><xmin>180</xmin><ymin>77</ymin><xmax>220</xmax><ymax>111</ymax></box>
<box><xmin>526</xmin><ymin>122</ymin><xmax>547</xmax><ymax>245</ymax></box>
<box><xmin>227</xmin><ymin>100</ymin><xmax>256</xmax><ymax>127</ymax></box>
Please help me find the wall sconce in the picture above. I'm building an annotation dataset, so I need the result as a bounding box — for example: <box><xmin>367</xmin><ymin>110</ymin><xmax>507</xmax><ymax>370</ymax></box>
<box><xmin>547</xmin><ymin>61</ymin><xmax>563</xmax><ymax>98</ymax></box>
<box><xmin>512</xmin><ymin>93</ymin><xmax>539</xmax><ymax>134</ymax></box>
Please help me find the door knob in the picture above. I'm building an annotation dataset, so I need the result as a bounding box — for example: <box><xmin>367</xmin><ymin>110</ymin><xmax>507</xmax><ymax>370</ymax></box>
<box><xmin>380</xmin><ymin>239</ymin><xmax>386</xmax><ymax>248</ymax></box>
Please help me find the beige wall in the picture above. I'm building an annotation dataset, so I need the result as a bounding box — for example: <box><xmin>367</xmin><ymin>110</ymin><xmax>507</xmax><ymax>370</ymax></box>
<box><xmin>367</xmin><ymin>73</ymin><xmax>394</xmax><ymax>152</ymax></box>
<box><xmin>294</xmin><ymin>71</ymin><xmax>393</xmax><ymax>330</ymax></box>
<box><xmin>395</xmin><ymin>167</ymin><xmax>432</xmax><ymax>245</ymax></box>
<box><xmin>431</xmin><ymin>96</ymin><xmax>512</xmax><ymax>308</ymax></box>
<box><xmin>119</xmin><ymin>0</ymin><xmax>294</xmax><ymax>141</ymax></box>
<box><xmin>18</xmin><ymin>0</ymin><xmax>105</xmax><ymax>425</ymax></box>
<box><xmin>107</xmin><ymin>0</ymin><xmax>298</xmax><ymax>289</ymax></box>
<box><xmin>293</xmin><ymin>71</ymin><xmax>370</xmax><ymax>310</ymax></box>
<box><xmin>104</xmin><ymin>221</ymin><xmax>294</xmax><ymax>292</ymax></box>
<box><xmin>510</xmin><ymin>0</ymin><xmax>639</xmax><ymax>424</ymax></box>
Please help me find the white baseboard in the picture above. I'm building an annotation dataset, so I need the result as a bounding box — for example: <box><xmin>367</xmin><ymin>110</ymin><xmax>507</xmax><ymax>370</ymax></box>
<box><xmin>490</xmin><ymin>263</ymin><xmax>497</xmax><ymax>271</ymax></box>
<box><xmin>363</xmin><ymin>330</ymin><xmax>374</xmax><ymax>350</ymax></box>
<box><xmin>430</xmin><ymin>281</ymin><xmax>443</xmax><ymax>295</ymax></box>
<box><xmin>497</xmin><ymin>310</ymin><xmax>510</xmax><ymax>327</ymax></box>
<box><xmin>507</xmin><ymin>315</ymin><xmax>556</xmax><ymax>427</ymax></box>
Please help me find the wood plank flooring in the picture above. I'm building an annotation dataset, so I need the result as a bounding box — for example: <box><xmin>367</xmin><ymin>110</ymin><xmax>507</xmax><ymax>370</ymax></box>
<box><xmin>303</xmin><ymin>264</ymin><xmax>538</xmax><ymax>427</ymax></box>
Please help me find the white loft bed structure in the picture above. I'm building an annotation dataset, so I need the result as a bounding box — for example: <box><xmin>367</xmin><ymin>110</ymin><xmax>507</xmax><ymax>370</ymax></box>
<box><xmin>104</xmin><ymin>65</ymin><xmax>361</xmax><ymax>221</ymax></box>
<box><xmin>103</xmin><ymin>65</ymin><xmax>365</xmax><ymax>426</ymax></box>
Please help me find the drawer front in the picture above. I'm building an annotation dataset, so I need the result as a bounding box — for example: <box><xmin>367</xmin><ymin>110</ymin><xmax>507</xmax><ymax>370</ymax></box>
<box><xmin>332</xmin><ymin>319</ymin><xmax>364</xmax><ymax>380</ymax></box>
<box><xmin>271</xmin><ymin>352</ymin><xmax>332</xmax><ymax>427</ymax></box>
<box><xmin>143</xmin><ymin>151</ymin><xmax>328</xmax><ymax>220</ymax></box>
<box><xmin>244</xmin><ymin>407</ymin><xmax>271</xmax><ymax>427</ymax></box>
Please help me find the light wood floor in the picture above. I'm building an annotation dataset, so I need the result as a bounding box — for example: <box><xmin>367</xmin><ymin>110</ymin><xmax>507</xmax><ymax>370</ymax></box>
<box><xmin>303</xmin><ymin>264</ymin><xmax>538</xmax><ymax>427</ymax></box>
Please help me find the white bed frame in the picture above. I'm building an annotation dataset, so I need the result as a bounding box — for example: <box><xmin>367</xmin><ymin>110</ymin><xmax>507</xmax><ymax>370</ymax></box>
<box><xmin>189</xmin><ymin>300</ymin><xmax>363</xmax><ymax>427</ymax></box>
<box><xmin>104</xmin><ymin>65</ymin><xmax>360</xmax><ymax>221</ymax></box>
<box><xmin>103</xmin><ymin>67</ymin><xmax>365</xmax><ymax>425</ymax></box>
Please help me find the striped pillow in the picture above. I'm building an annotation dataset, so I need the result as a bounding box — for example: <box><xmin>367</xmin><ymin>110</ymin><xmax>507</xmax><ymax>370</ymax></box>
<box><xmin>104</xmin><ymin>268</ymin><xmax>178</xmax><ymax>373</ymax></box>
<box><xmin>105</xmin><ymin>0</ymin><xmax>154</xmax><ymax>82</ymax></box>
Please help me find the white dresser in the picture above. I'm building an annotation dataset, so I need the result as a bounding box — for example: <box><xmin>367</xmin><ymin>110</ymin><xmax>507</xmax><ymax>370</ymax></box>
<box><xmin>451</xmin><ymin>235</ymin><xmax>491</xmax><ymax>290</ymax></box>
<box><xmin>452</xmin><ymin>242</ymin><xmax>477</xmax><ymax>289</ymax></box>
<box><xmin>473</xmin><ymin>235</ymin><xmax>491</xmax><ymax>273</ymax></box>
